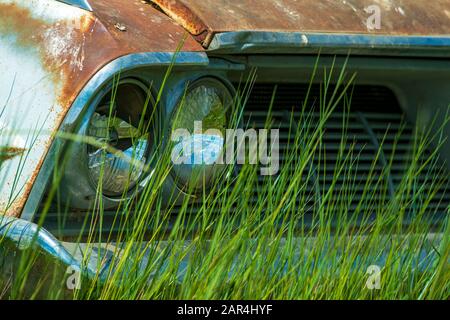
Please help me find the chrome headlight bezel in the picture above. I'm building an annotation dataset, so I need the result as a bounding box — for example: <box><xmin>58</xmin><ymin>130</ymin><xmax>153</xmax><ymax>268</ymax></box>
<box><xmin>58</xmin><ymin>77</ymin><xmax>156</xmax><ymax>210</ymax></box>
<box><xmin>85</xmin><ymin>78</ymin><xmax>154</xmax><ymax>198</ymax></box>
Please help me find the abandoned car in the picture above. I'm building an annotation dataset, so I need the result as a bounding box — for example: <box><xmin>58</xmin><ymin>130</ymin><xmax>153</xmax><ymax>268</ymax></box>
<box><xmin>0</xmin><ymin>0</ymin><xmax>449</xmax><ymax>280</ymax></box>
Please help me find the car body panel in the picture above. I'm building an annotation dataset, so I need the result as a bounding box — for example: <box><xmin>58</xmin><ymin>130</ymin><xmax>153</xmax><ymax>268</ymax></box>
<box><xmin>0</xmin><ymin>1</ymin><xmax>448</xmax><ymax>290</ymax></box>
<box><xmin>0</xmin><ymin>1</ymin><xmax>449</xmax><ymax>218</ymax></box>
<box><xmin>151</xmin><ymin>0</ymin><xmax>450</xmax><ymax>47</ymax></box>
<box><xmin>0</xmin><ymin>0</ymin><xmax>203</xmax><ymax>217</ymax></box>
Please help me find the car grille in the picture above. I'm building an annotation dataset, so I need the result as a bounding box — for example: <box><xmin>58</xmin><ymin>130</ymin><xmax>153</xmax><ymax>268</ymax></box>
<box><xmin>242</xmin><ymin>83</ymin><xmax>449</xmax><ymax>215</ymax></box>
<box><xmin>38</xmin><ymin>84</ymin><xmax>449</xmax><ymax>239</ymax></box>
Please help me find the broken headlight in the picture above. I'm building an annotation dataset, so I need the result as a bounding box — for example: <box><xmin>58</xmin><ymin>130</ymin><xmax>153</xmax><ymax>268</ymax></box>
<box><xmin>170</xmin><ymin>78</ymin><xmax>234</xmax><ymax>193</ymax></box>
<box><xmin>59</xmin><ymin>79</ymin><xmax>154</xmax><ymax>210</ymax></box>
<box><xmin>87</xmin><ymin>89</ymin><xmax>150</xmax><ymax>197</ymax></box>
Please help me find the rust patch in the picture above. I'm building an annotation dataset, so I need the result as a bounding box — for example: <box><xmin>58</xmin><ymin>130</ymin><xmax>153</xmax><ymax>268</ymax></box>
<box><xmin>0</xmin><ymin>0</ymin><xmax>204</xmax><ymax>111</ymax></box>
<box><xmin>0</xmin><ymin>3</ymin><xmax>97</xmax><ymax>107</ymax></box>
<box><xmin>148</xmin><ymin>0</ymin><xmax>450</xmax><ymax>48</ymax></box>
<box><xmin>150</xmin><ymin>0</ymin><xmax>208</xmax><ymax>36</ymax></box>
<box><xmin>0</xmin><ymin>0</ymin><xmax>204</xmax><ymax>218</ymax></box>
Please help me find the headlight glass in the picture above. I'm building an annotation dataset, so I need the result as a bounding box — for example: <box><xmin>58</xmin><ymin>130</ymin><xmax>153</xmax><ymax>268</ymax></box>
<box><xmin>87</xmin><ymin>80</ymin><xmax>152</xmax><ymax>197</ymax></box>
<box><xmin>170</xmin><ymin>78</ymin><xmax>233</xmax><ymax>193</ymax></box>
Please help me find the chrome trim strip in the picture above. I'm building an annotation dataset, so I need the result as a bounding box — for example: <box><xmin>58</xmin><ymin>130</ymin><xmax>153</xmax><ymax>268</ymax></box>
<box><xmin>57</xmin><ymin>0</ymin><xmax>93</xmax><ymax>11</ymax></box>
<box><xmin>0</xmin><ymin>215</ymin><xmax>115</xmax><ymax>281</ymax></box>
<box><xmin>21</xmin><ymin>52</ymin><xmax>209</xmax><ymax>221</ymax></box>
<box><xmin>209</xmin><ymin>32</ymin><xmax>450</xmax><ymax>57</ymax></box>
<box><xmin>0</xmin><ymin>215</ymin><xmax>85</xmax><ymax>273</ymax></box>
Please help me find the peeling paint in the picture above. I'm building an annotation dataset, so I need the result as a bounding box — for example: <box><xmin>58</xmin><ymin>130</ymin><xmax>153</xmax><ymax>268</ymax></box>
<box><xmin>0</xmin><ymin>0</ymin><xmax>203</xmax><ymax>217</ymax></box>
<box><xmin>150</xmin><ymin>0</ymin><xmax>208</xmax><ymax>36</ymax></box>
<box><xmin>301</xmin><ymin>34</ymin><xmax>308</xmax><ymax>45</ymax></box>
<box><xmin>149</xmin><ymin>0</ymin><xmax>450</xmax><ymax>48</ymax></box>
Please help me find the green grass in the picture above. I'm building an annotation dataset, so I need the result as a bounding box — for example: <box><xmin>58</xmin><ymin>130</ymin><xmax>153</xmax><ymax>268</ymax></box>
<box><xmin>0</xmin><ymin>59</ymin><xmax>449</xmax><ymax>300</ymax></box>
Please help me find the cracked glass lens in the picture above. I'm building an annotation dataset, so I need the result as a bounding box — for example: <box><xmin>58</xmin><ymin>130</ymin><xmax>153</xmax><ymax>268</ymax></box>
<box><xmin>171</xmin><ymin>81</ymin><xmax>232</xmax><ymax>192</ymax></box>
<box><xmin>87</xmin><ymin>82</ymin><xmax>150</xmax><ymax>197</ymax></box>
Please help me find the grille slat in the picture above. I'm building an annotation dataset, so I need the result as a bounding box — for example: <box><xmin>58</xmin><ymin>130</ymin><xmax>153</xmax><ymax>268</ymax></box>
<box><xmin>242</xmin><ymin>83</ymin><xmax>449</xmax><ymax>217</ymax></box>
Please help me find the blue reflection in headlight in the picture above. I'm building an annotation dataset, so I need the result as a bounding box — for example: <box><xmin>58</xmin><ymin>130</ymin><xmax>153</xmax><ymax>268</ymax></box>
<box><xmin>172</xmin><ymin>134</ymin><xmax>224</xmax><ymax>166</ymax></box>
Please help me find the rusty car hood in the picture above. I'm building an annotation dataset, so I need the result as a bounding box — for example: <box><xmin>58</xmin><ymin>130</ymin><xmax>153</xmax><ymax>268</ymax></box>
<box><xmin>150</xmin><ymin>0</ymin><xmax>450</xmax><ymax>46</ymax></box>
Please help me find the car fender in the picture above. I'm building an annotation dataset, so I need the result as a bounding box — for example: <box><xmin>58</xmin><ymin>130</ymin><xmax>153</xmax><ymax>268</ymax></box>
<box><xmin>0</xmin><ymin>0</ymin><xmax>203</xmax><ymax>217</ymax></box>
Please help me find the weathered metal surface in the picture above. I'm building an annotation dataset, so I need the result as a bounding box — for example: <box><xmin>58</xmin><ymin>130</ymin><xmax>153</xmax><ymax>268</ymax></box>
<box><xmin>0</xmin><ymin>0</ymin><xmax>203</xmax><ymax>217</ymax></box>
<box><xmin>149</xmin><ymin>0</ymin><xmax>450</xmax><ymax>47</ymax></box>
<box><xmin>208</xmin><ymin>32</ymin><xmax>450</xmax><ymax>56</ymax></box>
<box><xmin>88</xmin><ymin>0</ymin><xmax>203</xmax><ymax>52</ymax></box>
<box><xmin>151</xmin><ymin>0</ymin><xmax>208</xmax><ymax>38</ymax></box>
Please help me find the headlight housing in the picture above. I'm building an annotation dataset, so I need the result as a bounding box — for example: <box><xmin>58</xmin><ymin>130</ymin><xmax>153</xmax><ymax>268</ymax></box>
<box><xmin>59</xmin><ymin>78</ymin><xmax>155</xmax><ymax>210</ymax></box>
<box><xmin>87</xmin><ymin>81</ymin><xmax>151</xmax><ymax>197</ymax></box>
<box><xmin>170</xmin><ymin>78</ymin><xmax>234</xmax><ymax>193</ymax></box>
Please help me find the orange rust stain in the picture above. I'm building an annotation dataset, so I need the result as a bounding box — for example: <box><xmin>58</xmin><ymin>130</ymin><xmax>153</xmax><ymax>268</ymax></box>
<box><xmin>150</xmin><ymin>0</ymin><xmax>208</xmax><ymax>36</ymax></box>
<box><xmin>7</xmin><ymin>149</ymin><xmax>45</xmax><ymax>217</ymax></box>
<box><xmin>0</xmin><ymin>1</ymin><xmax>204</xmax><ymax>111</ymax></box>
<box><xmin>148</xmin><ymin>0</ymin><xmax>450</xmax><ymax>48</ymax></box>
<box><xmin>0</xmin><ymin>3</ymin><xmax>93</xmax><ymax>107</ymax></box>
<box><xmin>0</xmin><ymin>3</ymin><xmax>118</xmax><ymax>218</ymax></box>
<box><xmin>0</xmin><ymin>1</ymin><xmax>204</xmax><ymax>218</ymax></box>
